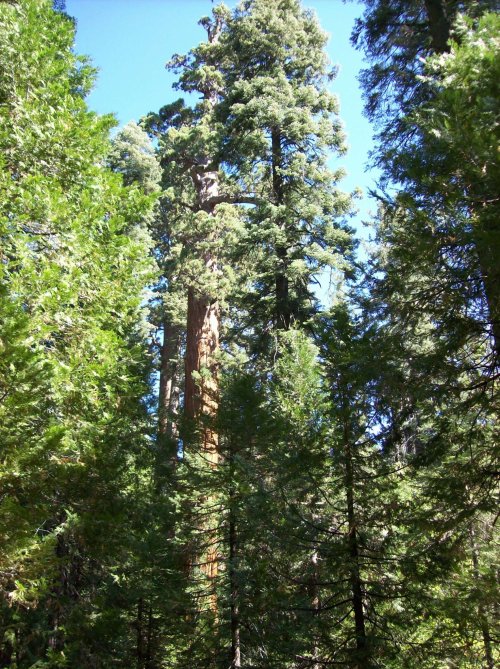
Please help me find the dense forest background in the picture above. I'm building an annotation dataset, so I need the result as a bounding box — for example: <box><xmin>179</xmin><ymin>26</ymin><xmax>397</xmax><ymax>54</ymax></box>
<box><xmin>0</xmin><ymin>1</ymin><xmax>498</xmax><ymax>668</ymax></box>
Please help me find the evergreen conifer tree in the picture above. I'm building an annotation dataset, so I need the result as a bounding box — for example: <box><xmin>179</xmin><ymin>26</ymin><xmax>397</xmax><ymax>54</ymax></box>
<box><xmin>0</xmin><ymin>2</ymin><xmax>158</xmax><ymax>665</ymax></box>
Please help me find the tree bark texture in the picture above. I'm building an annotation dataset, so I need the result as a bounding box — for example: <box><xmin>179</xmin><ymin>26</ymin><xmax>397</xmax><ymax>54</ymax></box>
<box><xmin>184</xmin><ymin>167</ymin><xmax>221</xmax><ymax>615</ymax></box>
<box><xmin>182</xmin><ymin>6</ymin><xmax>224</xmax><ymax>633</ymax></box>
<box><xmin>184</xmin><ymin>166</ymin><xmax>221</xmax><ymax>464</ymax></box>
<box><xmin>184</xmin><ymin>258</ymin><xmax>220</xmax><ymax>614</ymax></box>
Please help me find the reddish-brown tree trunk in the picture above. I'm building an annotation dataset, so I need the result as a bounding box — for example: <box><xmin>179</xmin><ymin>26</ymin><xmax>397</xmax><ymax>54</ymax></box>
<box><xmin>184</xmin><ymin>167</ymin><xmax>221</xmax><ymax>613</ymax></box>
<box><xmin>181</xmin><ymin>7</ymin><xmax>224</xmax><ymax>632</ymax></box>
<box><xmin>184</xmin><ymin>165</ymin><xmax>220</xmax><ymax>464</ymax></box>
<box><xmin>184</xmin><ymin>284</ymin><xmax>219</xmax><ymax>457</ymax></box>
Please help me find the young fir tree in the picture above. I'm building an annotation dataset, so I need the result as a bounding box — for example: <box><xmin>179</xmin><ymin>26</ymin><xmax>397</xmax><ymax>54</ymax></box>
<box><xmin>216</xmin><ymin>330</ymin><xmax>330</xmax><ymax>668</ymax></box>
<box><xmin>0</xmin><ymin>1</ymin><xmax>158</xmax><ymax>666</ymax></box>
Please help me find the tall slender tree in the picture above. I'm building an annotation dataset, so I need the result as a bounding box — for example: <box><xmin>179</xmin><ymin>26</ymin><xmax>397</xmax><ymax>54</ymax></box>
<box><xmin>220</xmin><ymin>0</ymin><xmax>353</xmax><ymax>335</ymax></box>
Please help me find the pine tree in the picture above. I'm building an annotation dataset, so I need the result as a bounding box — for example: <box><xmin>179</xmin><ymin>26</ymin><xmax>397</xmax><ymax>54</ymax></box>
<box><xmin>219</xmin><ymin>0</ymin><xmax>353</xmax><ymax>335</ymax></box>
<box><xmin>354</xmin><ymin>4</ymin><xmax>499</xmax><ymax>665</ymax></box>
<box><xmin>353</xmin><ymin>1</ymin><xmax>499</xmax><ymax>361</ymax></box>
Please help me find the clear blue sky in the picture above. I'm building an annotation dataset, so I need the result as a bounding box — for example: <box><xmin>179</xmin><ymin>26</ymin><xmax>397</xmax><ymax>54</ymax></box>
<box><xmin>66</xmin><ymin>0</ymin><xmax>377</xmax><ymax>241</ymax></box>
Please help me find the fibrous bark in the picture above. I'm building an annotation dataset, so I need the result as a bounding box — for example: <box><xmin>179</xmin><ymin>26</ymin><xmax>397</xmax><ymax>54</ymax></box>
<box><xmin>182</xmin><ymin>19</ymin><xmax>223</xmax><ymax>618</ymax></box>
<box><xmin>184</xmin><ymin>169</ymin><xmax>221</xmax><ymax>613</ymax></box>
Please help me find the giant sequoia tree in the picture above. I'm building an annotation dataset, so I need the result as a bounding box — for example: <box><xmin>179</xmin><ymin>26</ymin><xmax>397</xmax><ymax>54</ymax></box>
<box><xmin>142</xmin><ymin>0</ymin><xmax>355</xmax><ymax>665</ymax></box>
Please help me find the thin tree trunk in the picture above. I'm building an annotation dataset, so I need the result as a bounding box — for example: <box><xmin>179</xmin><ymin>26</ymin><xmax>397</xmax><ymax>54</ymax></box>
<box><xmin>343</xmin><ymin>408</ymin><xmax>368</xmax><ymax>668</ymax></box>
<box><xmin>229</xmin><ymin>513</ymin><xmax>241</xmax><ymax>668</ymax></box>
<box><xmin>423</xmin><ymin>0</ymin><xmax>451</xmax><ymax>53</ymax></box>
<box><xmin>228</xmin><ymin>433</ymin><xmax>242</xmax><ymax>668</ymax></box>
<box><xmin>469</xmin><ymin>525</ymin><xmax>495</xmax><ymax>669</ymax></box>
<box><xmin>310</xmin><ymin>548</ymin><xmax>321</xmax><ymax>669</ymax></box>
<box><xmin>158</xmin><ymin>318</ymin><xmax>182</xmax><ymax>457</ymax></box>
<box><xmin>47</xmin><ymin>530</ymin><xmax>81</xmax><ymax>655</ymax></box>
<box><xmin>272</xmin><ymin>128</ymin><xmax>290</xmax><ymax>330</ymax></box>
<box><xmin>145</xmin><ymin>604</ymin><xmax>154</xmax><ymax>669</ymax></box>
<box><xmin>136</xmin><ymin>597</ymin><xmax>144</xmax><ymax>669</ymax></box>
<box><xmin>15</xmin><ymin>628</ymin><xmax>19</xmax><ymax>667</ymax></box>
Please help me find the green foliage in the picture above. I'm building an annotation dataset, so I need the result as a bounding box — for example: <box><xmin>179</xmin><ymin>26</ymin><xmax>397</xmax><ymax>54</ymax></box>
<box><xmin>354</xmin><ymin>4</ymin><xmax>499</xmax><ymax>667</ymax></box>
<box><xmin>0</xmin><ymin>0</ymin><xmax>158</xmax><ymax>665</ymax></box>
<box><xmin>220</xmin><ymin>0</ymin><xmax>354</xmax><ymax>331</ymax></box>
<box><xmin>351</xmin><ymin>0</ymin><xmax>498</xmax><ymax>170</ymax></box>
<box><xmin>2</xmin><ymin>0</ymin><xmax>498</xmax><ymax>667</ymax></box>
<box><xmin>108</xmin><ymin>120</ymin><xmax>162</xmax><ymax>195</ymax></box>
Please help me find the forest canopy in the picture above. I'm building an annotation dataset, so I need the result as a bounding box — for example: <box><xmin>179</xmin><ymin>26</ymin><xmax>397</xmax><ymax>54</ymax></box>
<box><xmin>0</xmin><ymin>0</ymin><xmax>498</xmax><ymax>667</ymax></box>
